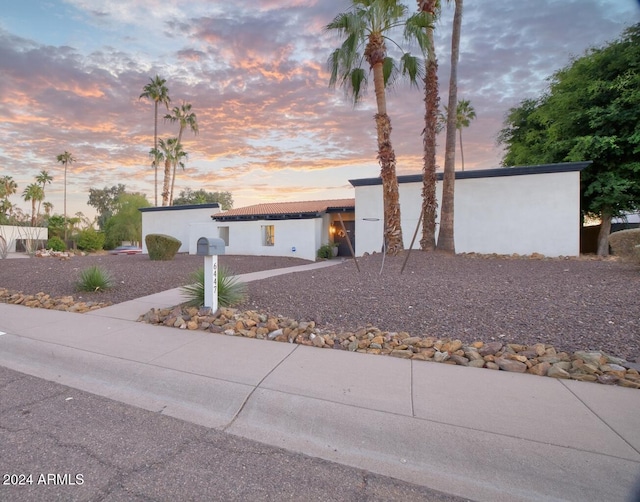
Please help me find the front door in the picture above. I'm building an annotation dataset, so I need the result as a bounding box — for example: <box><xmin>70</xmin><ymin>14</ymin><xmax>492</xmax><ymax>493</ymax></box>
<box><xmin>334</xmin><ymin>220</ymin><xmax>355</xmax><ymax>257</ymax></box>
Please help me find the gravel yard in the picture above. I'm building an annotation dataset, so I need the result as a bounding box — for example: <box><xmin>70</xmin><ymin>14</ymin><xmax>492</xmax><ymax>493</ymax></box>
<box><xmin>1</xmin><ymin>251</ymin><xmax>638</xmax><ymax>361</ymax></box>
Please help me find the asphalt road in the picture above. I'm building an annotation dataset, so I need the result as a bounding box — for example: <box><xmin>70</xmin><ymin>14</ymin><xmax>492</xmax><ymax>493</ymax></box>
<box><xmin>0</xmin><ymin>365</ymin><xmax>471</xmax><ymax>502</ymax></box>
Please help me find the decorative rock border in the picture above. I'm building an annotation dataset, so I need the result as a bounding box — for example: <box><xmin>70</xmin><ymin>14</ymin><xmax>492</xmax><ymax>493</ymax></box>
<box><xmin>0</xmin><ymin>288</ymin><xmax>111</xmax><ymax>313</ymax></box>
<box><xmin>138</xmin><ymin>305</ymin><xmax>640</xmax><ymax>389</ymax></box>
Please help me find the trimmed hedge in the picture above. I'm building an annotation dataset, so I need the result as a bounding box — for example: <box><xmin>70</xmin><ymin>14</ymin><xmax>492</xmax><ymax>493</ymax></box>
<box><xmin>609</xmin><ymin>228</ymin><xmax>640</xmax><ymax>263</ymax></box>
<box><xmin>145</xmin><ymin>234</ymin><xmax>182</xmax><ymax>261</ymax></box>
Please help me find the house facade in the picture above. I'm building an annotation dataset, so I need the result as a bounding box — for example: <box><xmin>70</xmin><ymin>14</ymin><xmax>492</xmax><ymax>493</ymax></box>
<box><xmin>351</xmin><ymin>161</ymin><xmax>590</xmax><ymax>257</ymax></box>
<box><xmin>194</xmin><ymin>199</ymin><xmax>356</xmax><ymax>262</ymax></box>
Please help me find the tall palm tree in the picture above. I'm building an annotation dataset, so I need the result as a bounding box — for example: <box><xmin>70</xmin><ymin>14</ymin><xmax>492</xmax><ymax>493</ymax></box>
<box><xmin>140</xmin><ymin>75</ymin><xmax>171</xmax><ymax>207</ymax></box>
<box><xmin>416</xmin><ymin>0</ymin><xmax>440</xmax><ymax>251</ymax></box>
<box><xmin>154</xmin><ymin>138</ymin><xmax>188</xmax><ymax>206</ymax></box>
<box><xmin>326</xmin><ymin>0</ymin><xmax>427</xmax><ymax>255</ymax></box>
<box><xmin>22</xmin><ymin>183</ymin><xmax>44</xmax><ymax>226</ymax></box>
<box><xmin>453</xmin><ymin>99</ymin><xmax>475</xmax><ymax>171</ymax></box>
<box><xmin>56</xmin><ymin>151</ymin><xmax>75</xmax><ymax>241</ymax></box>
<box><xmin>164</xmin><ymin>101</ymin><xmax>198</xmax><ymax>205</ymax></box>
<box><xmin>436</xmin><ymin>0</ymin><xmax>463</xmax><ymax>254</ymax></box>
<box><xmin>0</xmin><ymin>176</ymin><xmax>18</xmax><ymax>221</ymax></box>
<box><xmin>35</xmin><ymin>170</ymin><xmax>53</xmax><ymax>224</ymax></box>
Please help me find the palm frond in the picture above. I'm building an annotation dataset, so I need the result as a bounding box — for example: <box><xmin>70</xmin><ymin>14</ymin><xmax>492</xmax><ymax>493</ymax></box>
<box><xmin>400</xmin><ymin>53</ymin><xmax>425</xmax><ymax>87</ymax></box>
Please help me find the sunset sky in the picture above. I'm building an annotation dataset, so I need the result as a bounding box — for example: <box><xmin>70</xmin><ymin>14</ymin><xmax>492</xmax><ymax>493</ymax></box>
<box><xmin>1</xmin><ymin>0</ymin><xmax>638</xmax><ymax>219</ymax></box>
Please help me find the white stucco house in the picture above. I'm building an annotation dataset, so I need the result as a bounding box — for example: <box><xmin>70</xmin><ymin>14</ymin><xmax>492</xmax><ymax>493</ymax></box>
<box><xmin>0</xmin><ymin>225</ymin><xmax>48</xmax><ymax>254</ymax></box>
<box><xmin>139</xmin><ymin>203</ymin><xmax>222</xmax><ymax>254</ymax></box>
<box><xmin>352</xmin><ymin>161</ymin><xmax>590</xmax><ymax>257</ymax></box>
<box><xmin>140</xmin><ymin>161</ymin><xmax>590</xmax><ymax>260</ymax></box>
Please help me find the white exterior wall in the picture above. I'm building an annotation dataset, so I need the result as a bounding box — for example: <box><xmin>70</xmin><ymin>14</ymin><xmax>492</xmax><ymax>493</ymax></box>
<box><xmin>141</xmin><ymin>206</ymin><xmax>220</xmax><ymax>254</ymax></box>
<box><xmin>0</xmin><ymin>225</ymin><xmax>48</xmax><ymax>252</ymax></box>
<box><xmin>355</xmin><ymin>170</ymin><xmax>581</xmax><ymax>257</ymax></box>
<box><xmin>189</xmin><ymin>217</ymin><xmax>328</xmax><ymax>262</ymax></box>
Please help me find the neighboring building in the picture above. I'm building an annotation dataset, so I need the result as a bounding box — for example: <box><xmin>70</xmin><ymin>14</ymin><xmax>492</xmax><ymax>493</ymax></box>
<box><xmin>351</xmin><ymin>161</ymin><xmax>590</xmax><ymax>257</ymax></box>
<box><xmin>0</xmin><ymin>225</ymin><xmax>48</xmax><ymax>254</ymax></box>
<box><xmin>139</xmin><ymin>203</ymin><xmax>221</xmax><ymax>254</ymax></box>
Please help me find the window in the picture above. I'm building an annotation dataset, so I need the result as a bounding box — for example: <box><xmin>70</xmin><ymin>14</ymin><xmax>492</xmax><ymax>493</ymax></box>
<box><xmin>262</xmin><ymin>225</ymin><xmax>274</xmax><ymax>246</ymax></box>
<box><xmin>218</xmin><ymin>226</ymin><xmax>229</xmax><ymax>246</ymax></box>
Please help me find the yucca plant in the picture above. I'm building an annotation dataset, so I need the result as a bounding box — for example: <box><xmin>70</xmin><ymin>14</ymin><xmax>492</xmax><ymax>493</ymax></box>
<box><xmin>76</xmin><ymin>265</ymin><xmax>113</xmax><ymax>292</ymax></box>
<box><xmin>181</xmin><ymin>265</ymin><xmax>247</xmax><ymax>308</ymax></box>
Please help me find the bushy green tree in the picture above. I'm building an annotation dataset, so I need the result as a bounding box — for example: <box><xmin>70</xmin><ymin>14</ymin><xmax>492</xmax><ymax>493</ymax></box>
<box><xmin>498</xmin><ymin>23</ymin><xmax>640</xmax><ymax>255</ymax></box>
<box><xmin>172</xmin><ymin>188</ymin><xmax>234</xmax><ymax>209</ymax></box>
<box><xmin>88</xmin><ymin>184</ymin><xmax>126</xmax><ymax>230</ymax></box>
<box><xmin>104</xmin><ymin>193</ymin><xmax>150</xmax><ymax>249</ymax></box>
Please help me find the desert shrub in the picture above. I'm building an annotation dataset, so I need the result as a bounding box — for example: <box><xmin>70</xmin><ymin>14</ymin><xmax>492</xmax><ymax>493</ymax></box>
<box><xmin>181</xmin><ymin>265</ymin><xmax>247</xmax><ymax>308</ymax></box>
<box><xmin>609</xmin><ymin>229</ymin><xmax>640</xmax><ymax>263</ymax></box>
<box><xmin>76</xmin><ymin>265</ymin><xmax>113</xmax><ymax>292</ymax></box>
<box><xmin>317</xmin><ymin>243</ymin><xmax>337</xmax><ymax>259</ymax></box>
<box><xmin>47</xmin><ymin>236</ymin><xmax>67</xmax><ymax>252</ymax></box>
<box><xmin>145</xmin><ymin>233</ymin><xmax>181</xmax><ymax>261</ymax></box>
<box><xmin>77</xmin><ymin>228</ymin><xmax>105</xmax><ymax>252</ymax></box>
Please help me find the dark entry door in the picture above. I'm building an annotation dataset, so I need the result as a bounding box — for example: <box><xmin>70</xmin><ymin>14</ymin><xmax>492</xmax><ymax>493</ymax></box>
<box><xmin>335</xmin><ymin>220</ymin><xmax>355</xmax><ymax>257</ymax></box>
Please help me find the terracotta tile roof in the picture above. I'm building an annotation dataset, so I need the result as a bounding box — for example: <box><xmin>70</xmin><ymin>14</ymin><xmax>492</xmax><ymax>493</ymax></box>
<box><xmin>212</xmin><ymin>198</ymin><xmax>355</xmax><ymax>221</ymax></box>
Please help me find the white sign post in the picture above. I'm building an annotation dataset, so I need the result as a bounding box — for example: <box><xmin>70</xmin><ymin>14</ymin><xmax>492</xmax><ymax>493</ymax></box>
<box><xmin>203</xmin><ymin>255</ymin><xmax>218</xmax><ymax>312</ymax></box>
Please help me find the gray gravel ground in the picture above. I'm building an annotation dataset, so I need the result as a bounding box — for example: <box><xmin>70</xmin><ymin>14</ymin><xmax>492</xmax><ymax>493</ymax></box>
<box><xmin>1</xmin><ymin>251</ymin><xmax>638</xmax><ymax>362</ymax></box>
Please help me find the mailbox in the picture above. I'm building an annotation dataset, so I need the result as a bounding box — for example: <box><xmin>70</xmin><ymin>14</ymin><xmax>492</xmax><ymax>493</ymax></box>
<box><xmin>197</xmin><ymin>237</ymin><xmax>225</xmax><ymax>256</ymax></box>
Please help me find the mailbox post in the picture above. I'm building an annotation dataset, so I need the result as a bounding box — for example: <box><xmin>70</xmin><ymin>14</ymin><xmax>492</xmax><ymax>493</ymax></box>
<box><xmin>196</xmin><ymin>237</ymin><xmax>226</xmax><ymax>311</ymax></box>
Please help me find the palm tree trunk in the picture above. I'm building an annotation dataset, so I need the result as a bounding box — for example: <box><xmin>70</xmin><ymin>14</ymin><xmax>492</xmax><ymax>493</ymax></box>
<box><xmin>169</xmin><ymin>127</ymin><xmax>185</xmax><ymax>206</ymax></box>
<box><xmin>597</xmin><ymin>208</ymin><xmax>612</xmax><ymax>257</ymax></box>
<box><xmin>153</xmin><ymin>102</ymin><xmax>159</xmax><ymax>207</ymax></box>
<box><xmin>162</xmin><ymin>159</ymin><xmax>171</xmax><ymax>206</ymax></box>
<box><xmin>371</xmin><ymin>60</ymin><xmax>403</xmax><ymax>255</ymax></box>
<box><xmin>436</xmin><ymin>0</ymin><xmax>463</xmax><ymax>254</ymax></box>
<box><xmin>420</xmin><ymin>26</ymin><xmax>438</xmax><ymax>251</ymax></box>
<box><xmin>459</xmin><ymin>128</ymin><xmax>465</xmax><ymax>171</ymax></box>
<box><xmin>63</xmin><ymin>163</ymin><xmax>67</xmax><ymax>241</ymax></box>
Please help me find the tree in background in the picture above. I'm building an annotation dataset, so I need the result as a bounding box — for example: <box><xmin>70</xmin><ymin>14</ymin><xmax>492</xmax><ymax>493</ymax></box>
<box><xmin>436</xmin><ymin>0</ymin><xmax>463</xmax><ymax>254</ymax></box>
<box><xmin>326</xmin><ymin>0</ymin><xmax>428</xmax><ymax>255</ymax></box>
<box><xmin>416</xmin><ymin>0</ymin><xmax>440</xmax><ymax>251</ymax></box>
<box><xmin>498</xmin><ymin>23</ymin><xmax>640</xmax><ymax>256</ymax></box>
<box><xmin>43</xmin><ymin>201</ymin><xmax>53</xmax><ymax>217</ymax></box>
<box><xmin>88</xmin><ymin>184</ymin><xmax>126</xmax><ymax>230</ymax></box>
<box><xmin>452</xmin><ymin>99</ymin><xmax>475</xmax><ymax>171</ymax></box>
<box><xmin>103</xmin><ymin>192</ymin><xmax>151</xmax><ymax>249</ymax></box>
<box><xmin>156</xmin><ymin>138</ymin><xmax>187</xmax><ymax>207</ymax></box>
<box><xmin>22</xmin><ymin>183</ymin><xmax>44</xmax><ymax>226</ymax></box>
<box><xmin>56</xmin><ymin>151</ymin><xmax>75</xmax><ymax>241</ymax></box>
<box><xmin>0</xmin><ymin>175</ymin><xmax>18</xmax><ymax>223</ymax></box>
<box><xmin>164</xmin><ymin>101</ymin><xmax>198</xmax><ymax>205</ymax></box>
<box><xmin>140</xmin><ymin>75</ymin><xmax>171</xmax><ymax>207</ymax></box>
<box><xmin>35</xmin><ymin>170</ymin><xmax>53</xmax><ymax>223</ymax></box>
<box><xmin>173</xmin><ymin>188</ymin><xmax>234</xmax><ymax>210</ymax></box>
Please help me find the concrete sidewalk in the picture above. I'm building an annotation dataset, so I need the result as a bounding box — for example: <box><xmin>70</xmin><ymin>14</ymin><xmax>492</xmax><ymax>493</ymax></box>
<box><xmin>0</xmin><ymin>260</ymin><xmax>639</xmax><ymax>501</ymax></box>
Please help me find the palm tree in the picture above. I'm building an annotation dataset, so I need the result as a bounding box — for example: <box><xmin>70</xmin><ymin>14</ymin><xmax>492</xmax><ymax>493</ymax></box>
<box><xmin>43</xmin><ymin>201</ymin><xmax>53</xmax><ymax>217</ymax></box>
<box><xmin>35</xmin><ymin>170</ymin><xmax>53</xmax><ymax>224</ymax></box>
<box><xmin>438</xmin><ymin>99</ymin><xmax>476</xmax><ymax>171</ymax></box>
<box><xmin>416</xmin><ymin>0</ymin><xmax>440</xmax><ymax>251</ymax></box>
<box><xmin>0</xmin><ymin>176</ymin><xmax>18</xmax><ymax>221</ymax></box>
<box><xmin>152</xmin><ymin>138</ymin><xmax>188</xmax><ymax>206</ymax></box>
<box><xmin>140</xmin><ymin>75</ymin><xmax>171</xmax><ymax>207</ymax></box>
<box><xmin>453</xmin><ymin>99</ymin><xmax>475</xmax><ymax>171</ymax></box>
<box><xmin>436</xmin><ymin>0</ymin><xmax>463</xmax><ymax>254</ymax></box>
<box><xmin>164</xmin><ymin>101</ymin><xmax>198</xmax><ymax>205</ymax></box>
<box><xmin>56</xmin><ymin>151</ymin><xmax>75</xmax><ymax>241</ymax></box>
<box><xmin>326</xmin><ymin>0</ymin><xmax>427</xmax><ymax>255</ymax></box>
<box><xmin>22</xmin><ymin>183</ymin><xmax>44</xmax><ymax>226</ymax></box>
